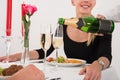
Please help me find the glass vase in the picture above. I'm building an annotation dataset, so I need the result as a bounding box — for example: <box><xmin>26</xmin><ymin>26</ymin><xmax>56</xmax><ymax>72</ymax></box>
<box><xmin>21</xmin><ymin>29</ymin><xmax>30</xmax><ymax>65</ymax></box>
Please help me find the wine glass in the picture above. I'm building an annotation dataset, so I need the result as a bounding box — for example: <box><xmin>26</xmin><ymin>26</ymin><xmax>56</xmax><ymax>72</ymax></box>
<box><xmin>53</xmin><ymin>24</ymin><xmax>63</xmax><ymax>69</ymax></box>
<box><xmin>40</xmin><ymin>24</ymin><xmax>52</xmax><ymax>67</ymax></box>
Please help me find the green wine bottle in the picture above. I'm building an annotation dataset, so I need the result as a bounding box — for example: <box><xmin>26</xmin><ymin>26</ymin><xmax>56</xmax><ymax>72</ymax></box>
<box><xmin>58</xmin><ymin>17</ymin><xmax>114</xmax><ymax>34</ymax></box>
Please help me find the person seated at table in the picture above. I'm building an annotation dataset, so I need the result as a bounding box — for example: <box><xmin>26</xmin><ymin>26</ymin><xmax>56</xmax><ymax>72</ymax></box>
<box><xmin>6</xmin><ymin>64</ymin><xmax>45</xmax><ymax>80</ymax></box>
<box><xmin>0</xmin><ymin>0</ymin><xmax>112</xmax><ymax>80</ymax></box>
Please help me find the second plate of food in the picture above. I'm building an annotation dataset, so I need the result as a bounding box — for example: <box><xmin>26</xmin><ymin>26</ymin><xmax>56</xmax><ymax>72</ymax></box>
<box><xmin>46</xmin><ymin>58</ymin><xmax>86</xmax><ymax>67</ymax></box>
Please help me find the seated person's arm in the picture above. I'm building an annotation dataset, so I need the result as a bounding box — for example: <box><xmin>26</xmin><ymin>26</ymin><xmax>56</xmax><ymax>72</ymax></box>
<box><xmin>6</xmin><ymin>64</ymin><xmax>45</xmax><ymax>80</ymax></box>
<box><xmin>0</xmin><ymin>50</ymin><xmax>39</xmax><ymax>62</ymax></box>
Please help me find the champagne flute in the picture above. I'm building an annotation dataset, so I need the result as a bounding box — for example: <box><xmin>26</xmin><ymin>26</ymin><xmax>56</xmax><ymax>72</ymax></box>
<box><xmin>53</xmin><ymin>24</ymin><xmax>63</xmax><ymax>69</ymax></box>
<box><xmin>40</xmin><ymin>24</ymin><xmax>52</xmax><ymax>66</ymax></box>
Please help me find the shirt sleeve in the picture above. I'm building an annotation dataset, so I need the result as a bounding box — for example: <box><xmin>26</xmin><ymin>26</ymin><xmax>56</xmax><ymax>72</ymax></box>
<box><xmin>35</xmin><ymin>44</ymin><xmax>55</xmax><ymax>59</ymax></box>
<box><xmin>97</xmin><ymin>34</ymin><xmax>112</xmax><ymax>64</ymax></box>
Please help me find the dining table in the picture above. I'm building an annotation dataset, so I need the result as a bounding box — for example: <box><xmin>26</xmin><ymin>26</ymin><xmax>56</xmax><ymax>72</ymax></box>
<box><xmin>0</xmin><ymin>60</ymin><xmax>119</xmax><ymax>80</ymax></box>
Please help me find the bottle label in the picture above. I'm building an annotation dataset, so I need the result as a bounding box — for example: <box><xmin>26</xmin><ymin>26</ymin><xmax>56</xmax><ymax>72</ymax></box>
<box><xmin>99</xmin><ymin>20</ymin><xmax>112</xmax><ymax>34</ymax></box>
<box><xmin>76</xmin><ymin>18</ymin><xmax>85</xmax><ymax>29</ymax></box>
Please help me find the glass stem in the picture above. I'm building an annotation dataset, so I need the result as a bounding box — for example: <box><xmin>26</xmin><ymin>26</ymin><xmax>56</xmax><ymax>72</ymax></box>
<box><xmin>43</xmin><ymin>49</ymin><xmax>47</xmax><ymax>72</ymax></box>
<box><xmin>44</xmin><ymin>49</ymin><xmax>47</xmax><ymax>64</ymax></box>
<box><xmin>56</xmin><ymin>48</ymin><xmax>58</xmax><ymax>68</ymax></box>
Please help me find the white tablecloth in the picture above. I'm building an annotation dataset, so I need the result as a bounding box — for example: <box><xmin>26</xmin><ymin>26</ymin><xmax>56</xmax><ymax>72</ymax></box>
<box><xmin>0</xmin><ymin>62</ymin><xmax>119</xmax><ymax>80</ymax></box>
<box><xmin>33</xmin><ymin>63</ymin><xmax>120</xmax><ymax>80</ymax></box>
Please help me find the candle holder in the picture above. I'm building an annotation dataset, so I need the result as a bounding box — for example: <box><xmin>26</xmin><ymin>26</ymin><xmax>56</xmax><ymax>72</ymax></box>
<box><xmin>1</xmin><ymin>36</ymin><xmax>12</xmax><ymax>63</ymax></box>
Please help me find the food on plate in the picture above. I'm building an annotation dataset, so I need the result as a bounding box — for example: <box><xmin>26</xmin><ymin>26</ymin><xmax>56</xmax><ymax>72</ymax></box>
<box><xmin>47</xmin><ymin>56</ymin><xmax>82</xmax><ymax>64</ymax></box>
<box><xmin>0</xmin><ymin>64</ymin><xmax>23</xmax><ymax>76</ymax></box>
<box><xmin>47</xmin><ymin>56</ymin><xmax>65</xmax><ymax>63</ymax></box>
<box><xmin>47</xmin><ymin>57</ymin><xmax>54</xmax><ymax>62</ymax></box>
<box><xmin>57</xmin><ymin>56</ymin><xmax>66</xmax><ymax>63</ymax></box>
<box><xmin>66</xmin><ymin>59</ymin><xmax>82</xmax><ymax>63</ymax></box>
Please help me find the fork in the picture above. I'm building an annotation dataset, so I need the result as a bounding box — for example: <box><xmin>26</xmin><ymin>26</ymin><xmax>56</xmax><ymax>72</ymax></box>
<box><xmin>46</xmin><ymin>77</ymin><xmax>61</xmax><ymax>80</ymax></box>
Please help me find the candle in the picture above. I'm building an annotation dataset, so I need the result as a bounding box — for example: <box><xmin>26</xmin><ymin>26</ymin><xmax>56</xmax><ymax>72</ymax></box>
<box><xmin>6</xmin><ymin>0</ymin><xmax>12</xmax><ymax>36</ymax></box>
<box><xmin>21</xmin><ymin>3</ymin><xmax>24</xmax><ymax>37</ymax></box>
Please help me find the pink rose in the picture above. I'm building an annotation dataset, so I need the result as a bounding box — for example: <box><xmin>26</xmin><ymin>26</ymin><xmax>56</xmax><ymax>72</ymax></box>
<box><xmin>22</xmin><ymin>4</ymin><xmax>37</xmax><ymax>17</ymax></box>
<box><xmin>21</xmin><ymin>3</ymin><xmax>37</xmax><ymax>48</ymax></box>
<box><xmin>25</xmin><ymin>4</ymin><xmax>37</xmax><ymax>16</ymax></box>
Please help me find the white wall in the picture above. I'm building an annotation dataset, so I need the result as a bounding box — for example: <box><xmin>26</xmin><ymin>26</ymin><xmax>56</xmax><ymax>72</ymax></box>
<box><xmin>0</xmin><ymin>0</ymin><xmax>120</xmax><ymax>79</ymax></box>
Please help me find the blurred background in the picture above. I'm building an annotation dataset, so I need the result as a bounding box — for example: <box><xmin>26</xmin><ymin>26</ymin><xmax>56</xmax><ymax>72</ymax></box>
<box><xmin>0</xmin><ymin>0</ymin><xmax>120</xmax><ymax>79</ymax></box>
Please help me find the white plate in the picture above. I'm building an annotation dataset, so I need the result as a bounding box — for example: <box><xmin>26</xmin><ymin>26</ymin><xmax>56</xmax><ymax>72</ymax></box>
<box><xmin>0</xmin><ymin>76</ymin><xmax>10</xmax><ymax>79</ymax></box>
<box><xmin>47</xmin><ymin>58</ymin><xmax>86</xmax><ymax>67</ymax></box>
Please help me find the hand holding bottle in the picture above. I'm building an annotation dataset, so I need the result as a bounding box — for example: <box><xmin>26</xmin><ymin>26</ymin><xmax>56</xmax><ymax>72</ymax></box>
<box><xmin>97</xmin><ymin>14</ymin><xmax>106</xmax><ymax>19</ymax></box>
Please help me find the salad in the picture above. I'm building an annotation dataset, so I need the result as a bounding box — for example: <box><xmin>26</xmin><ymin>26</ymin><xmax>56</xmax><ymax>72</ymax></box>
<box><xmin>0</xmin><ymin>67</ymin><xmax>3</xmax><ymax>76</ymax></box>
<box><xmin>47</xmin><ymin>56</ymin><xmax>66</xmax><ymax>63</ymax></box>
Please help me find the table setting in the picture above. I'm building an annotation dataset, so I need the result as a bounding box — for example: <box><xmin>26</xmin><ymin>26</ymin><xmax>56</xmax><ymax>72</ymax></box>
<box><xmin>0</xmin><ymin>59</ymin><xmax>85</xmax><ymax>80</ymax></box>
<box><xmin>0</xmin><ymin>59</ymin><xmax>119</xmax><ymax>80</ymax></box>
